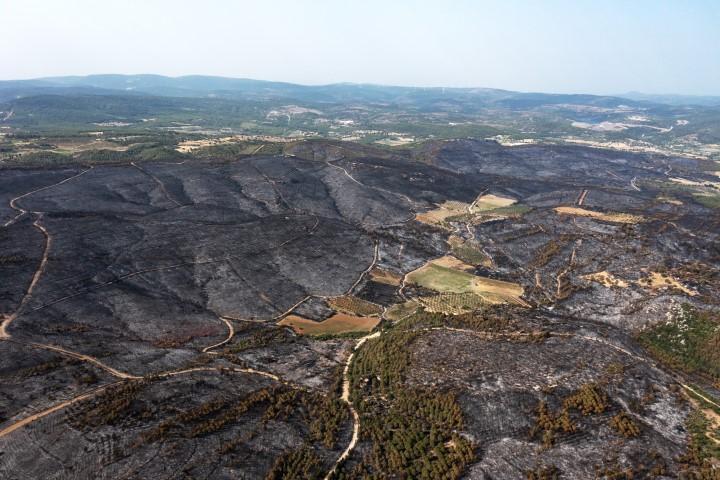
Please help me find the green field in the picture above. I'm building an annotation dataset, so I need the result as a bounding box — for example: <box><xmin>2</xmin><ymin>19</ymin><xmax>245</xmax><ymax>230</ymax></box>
<box><xmin>406</xmin><ymin>261</ymin><xmax>526</xmax><ymax>306</ymax></box>
<box><xmin>407</xmin><ymin>263</ymin><xmax>475</xmax><ymax>293</ymax></box>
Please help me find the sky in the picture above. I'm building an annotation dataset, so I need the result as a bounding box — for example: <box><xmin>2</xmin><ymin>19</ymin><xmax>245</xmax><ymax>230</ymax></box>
<box><xmin>3</xmin><ymin>0</ymin><xmax>720</xmax><ymax>95</ymax></box>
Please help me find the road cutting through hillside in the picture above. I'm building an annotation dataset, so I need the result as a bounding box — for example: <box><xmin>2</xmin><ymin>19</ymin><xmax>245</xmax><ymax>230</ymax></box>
<box><xmin>0</xmin><ymin>214</ymin><xmax>51</xmax><ymax>339</ymax></box>
<box><xmin>1</xmin><ymin>168</ymin><xmax>93</xmax><ymax>338</ymax></box>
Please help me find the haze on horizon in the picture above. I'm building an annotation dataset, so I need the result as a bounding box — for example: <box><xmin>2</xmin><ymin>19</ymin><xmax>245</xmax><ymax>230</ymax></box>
<box><xmin>4</xmin><ymin>0</ymin><xmax>720</xmax><ymax>96</ymax></box>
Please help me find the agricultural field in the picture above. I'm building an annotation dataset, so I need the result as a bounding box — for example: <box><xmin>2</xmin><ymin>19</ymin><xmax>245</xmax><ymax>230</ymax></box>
<box><xmin>470</xmin><ymin>193</ymin><xmax>516</xmax><ymax>212</ymax></box>
<box><xmin>418</xmin><ymin>292</ymin><xmax>488</xmax><ymax>314</ymax></box>
<box><xmin>406</xmin><ymin>257</ymin><xmax>527</xmax><ymax>306</ymax></box>
<box><xmin>278</xmin><ymin>313</ymin><xmax>381</xmax><ymax>336</ymax></box>
<box><xmin>448</xmin><ymin>237</ymin><xmax>492</xmax><ymax>267</ymax></box>
<box><xmin>638</xmin><ymin>271</ymin><xmax>697</xmax><ymax>296</ymax></box>
<box><xmin>327</xmin><ymin>295</ymin><xmax>383</xmax><ymax>317</ymax></box>
<box><xmin>384</xmin><ymin>300</ymin><xmax>420</xmax><ymax>322</ymax></box>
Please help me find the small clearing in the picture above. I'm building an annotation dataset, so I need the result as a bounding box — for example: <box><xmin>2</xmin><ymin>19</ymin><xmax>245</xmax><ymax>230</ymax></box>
<box><xmin>554</xmin><ymin>206</ymin><xmax>644</xmax><ymax>224</ymax></box>
<box><xmin>582</xmin><ymin>271</ymin><xmax>629</xmax><ymax>288</ymax></box>
<box><xmin>279</xmin><ymin>313</ymin><xmax>380</xmax><ymax>336</ymax></box>
<box><xmin>638</xmin><ymin>272</ymin><xmax>697</xmax><ymax>296</ymax></box>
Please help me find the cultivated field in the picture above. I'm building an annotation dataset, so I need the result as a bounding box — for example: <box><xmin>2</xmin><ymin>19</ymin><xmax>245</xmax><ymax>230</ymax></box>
<box><xmin>470</xmin><ymin>193</ymin><xmax>516</xmax><ymax>212</ymax></box>
<box><xmin>278</xmin><ymin>313</ymin><xmax>381</xmax><ymax>336</ymax></box>
<box><xmin>328</xmin><ymin>295</ymin><xmax>383</xmax><ymax>317</ymax></box>
<box><xmin>448</xmin><ymin>237</ymin><xmax>492</xmax><ymax>267</ymax></box>
<box><xmin>406</xmin><ymin>258</ymin><xmax>527</xmax><ymax>306</ymax></box>
<box><xmin>418</xmin><ymin>292</ymin><xmax>488</xmax><ymax>314</ymax></box>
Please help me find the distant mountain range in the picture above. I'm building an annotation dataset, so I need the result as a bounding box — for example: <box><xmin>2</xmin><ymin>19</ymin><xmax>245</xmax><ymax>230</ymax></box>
<box><xmin>0</xmin><ymin>74</ymin><xmax>683</xmax><ymax>108</ymax></box>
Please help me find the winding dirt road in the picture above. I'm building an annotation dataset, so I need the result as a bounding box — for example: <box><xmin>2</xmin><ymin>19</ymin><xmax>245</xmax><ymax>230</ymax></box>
<box><xmin>0</xmin><ymin>214</ymin><xmax>51</xmax><ymax>339</ymax></box>
<box><xmin>28</xmin><ymin>342</ymin><xmax>141</xmax><ymax>379</ymax></box>
<box><xmin>201</xmin><ymin>316</ymin><xmax>236</xmax><ymax>353</ymax></box>
<box><xmin>324</xmin><ymin>330</ymin><xmax>381</xmax><ymax>480</ymax></box>
<box><xmin>0</xmin><ymin>381</ymin><xmax>123</xmax><ymax>439</ymax></box>
<box><xmin>0</xmin><ymin>365</ymin><xmax>283</xmax><ymax>440</ymax></box>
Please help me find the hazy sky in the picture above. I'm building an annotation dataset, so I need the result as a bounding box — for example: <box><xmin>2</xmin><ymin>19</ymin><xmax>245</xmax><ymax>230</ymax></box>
<box><xmin>4</xmin><ymin>0</ymin><xmax>720</xmax><ymax>94</ymax></box>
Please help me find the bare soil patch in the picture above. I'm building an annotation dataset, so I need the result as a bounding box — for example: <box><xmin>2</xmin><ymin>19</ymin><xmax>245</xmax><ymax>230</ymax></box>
<box><xmin>279</xmin><ymin>313</ymin><xmax>380</xmax><ymax>336</ymax></box>
<box><xmin>554</xmin><ymin>206</ymin><xmax>644</xmax><ymax>224</ymax></box>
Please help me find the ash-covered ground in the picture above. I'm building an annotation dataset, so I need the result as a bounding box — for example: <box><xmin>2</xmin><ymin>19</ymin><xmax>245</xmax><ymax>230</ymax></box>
<box><xmin>1</xmin><ymin>139</ymin><xmax>718</xmax><ymax>479</ymax></box>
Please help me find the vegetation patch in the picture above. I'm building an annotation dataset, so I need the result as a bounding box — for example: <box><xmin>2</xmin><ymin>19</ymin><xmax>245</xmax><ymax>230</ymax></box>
<box><xmin>266</xmin><ymin>447</ymin><xmax>323</xmax><ymax>480</ymax></box>
<box><xmin>342</xmin><ymin>322</ymin><xmax>475</xmax><ymax>479</ymax></box>
<box><xmin>638</xmin><ymin>304</ymin><xmax>720</xmax><ymax>380</ymax></box>
<box><xmin>450</xmin><ymin>241</ymin><xmax>492</xmax><ymax>267</ymax></box>
<box><xmin>609</xmin><ymin>410</ymin><xmax>641</xmax><ymax>438</ymax></box>
<box><xmin>279</xmin><ymin>313</ymin><xmax>380</xmax><ymax>336</ymax></box>
<box><xmin>384</xmin><ymin>300</ymin><xmax>420</xmax><ymax>322</ymax></box>
<box><xmin>530</xmin><ymin>383</ymin><xmax>609</xmax><ymax>449</ymax></box>
<box><xmin>679</xmin><ymin>409</ymin><xmax>720</xmax><ymax>477</ymax></box>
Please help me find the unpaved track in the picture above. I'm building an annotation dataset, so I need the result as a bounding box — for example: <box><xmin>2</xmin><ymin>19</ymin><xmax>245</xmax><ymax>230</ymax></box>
<box><xmin>0</xmin><ymin>381</ymin><xmax>123</xmax><ymax>439</ymax></box>
<box><xmin>0</xmin><ymin>214</ymin><xmax>51</xmax><ymax>339</ymax></box>
<box><xmin>0</xmin><ymin>365</ymin><xmax>283</xmax><ymax>439</ymax></box>
<box><xmin>346</xmin><ymin>240</ymin><xmax>379</xmax><ymax>295</ymax></box>
<box><xmin>2</xmin><ymin>168</ymin><xmax>92</xmax><ymax>337</ymax></box>
<box><xmin>2</xmin><ymin>168</ymin><xmax>92</xmax><ymax>228</ymax></box>
<box><xmin>577</xmin><ymin>189</ymin><xmax>588</xmax><ymax>206</ymax></box>
<box><xmin>682</xmin><ymin>383</ymin><xmax>720</xmax><ymax>410</ymax></box>
<box><xmin>325</xmin><ymin>159</ymin><xmax>416</xmax><ymax>216</ymax></box>
<box><xmin>324</xmin><ymin>330</ymin><xmax>381</xmax><ymax>480</ymax></box>
<box><xmin>131</xmin><ymin>161</ymin><xmax>182</xmax><ymax>207</ymax></box>
<box><xmin>202</xmin><ymin>316</ymin><xmax>236</xmax><ymax>353</ymax></box>
<box><xmin>28</xmin><ymin>342</ymin><xmax>141</xmax><ymax>379</ymax></box>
